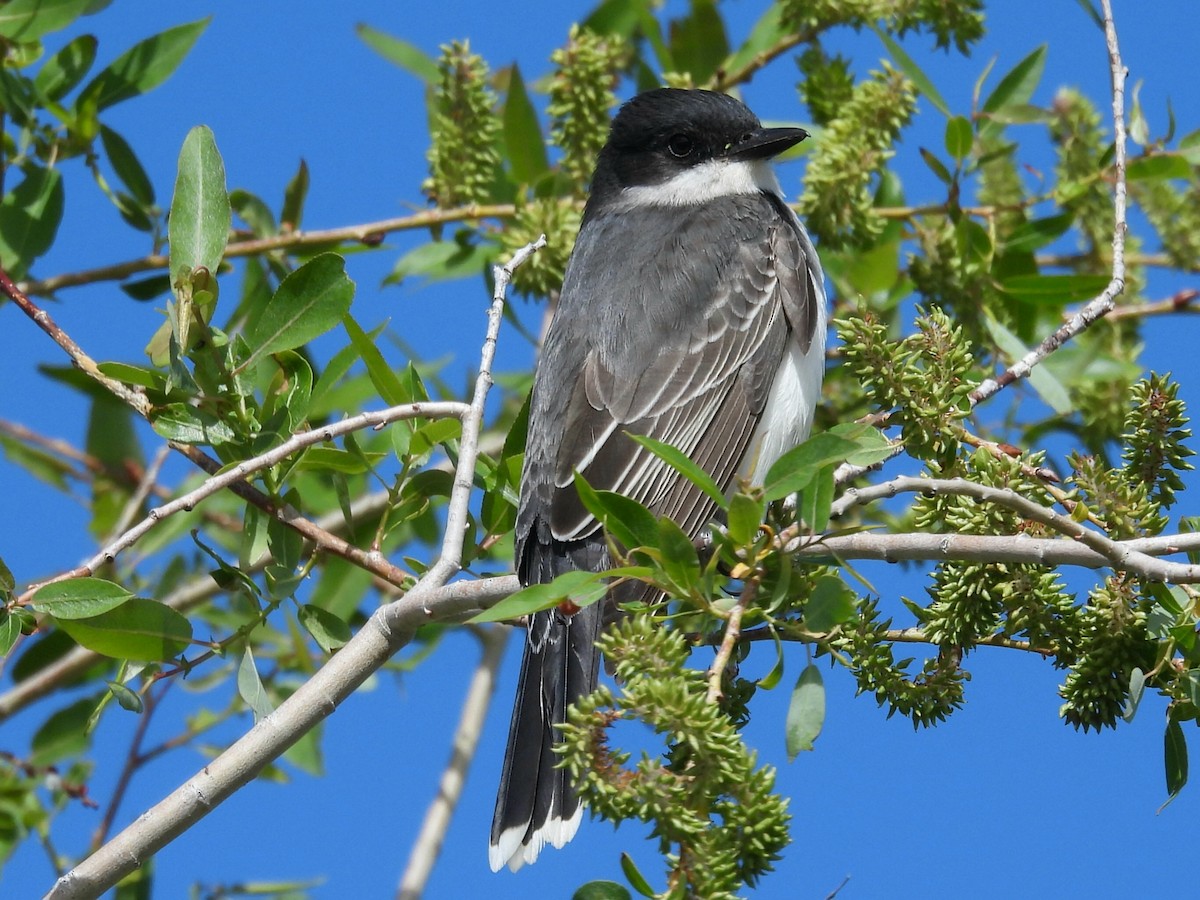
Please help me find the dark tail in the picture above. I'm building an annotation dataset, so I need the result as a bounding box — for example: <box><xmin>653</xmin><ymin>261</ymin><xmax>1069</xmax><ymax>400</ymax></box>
<box><xmin>489</xmin><ymin>601</ymin><xmax>603</xmax><ymax>872</ymax></box>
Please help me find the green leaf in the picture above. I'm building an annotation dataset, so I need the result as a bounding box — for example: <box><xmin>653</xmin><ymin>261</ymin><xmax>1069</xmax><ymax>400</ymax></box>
<box><xmin>944</xmin><ymin>115</ymin><xmax>973</xmax><ymax>161</ymax></box>
<box><xmin>0</xmin><ymin>610</ymin><xmax>24</xmax><ymax>657</ymax></box>
<box><xmin>31</xmin><ymin>695</ymin><xmax>100</xmax><ymax>766</ymax></box>
<box><xmin>410</xmin><ymin>417</ymin><xmax>463</xmax><ymax>457</ymax></box>
<box><xmin>726</xmin><ymin>492</ymin><xmax>764</xmax><ymax>547</ymax></box>
<box><xmin>980</xmin><ymin>46</ymin><xmax>1046</xmax><ymax>137</ymax></box>
<box><xmin>575</xmin><ymin>476</ymin><xmax>659</xmax><ymax>553</ymax></box>
<box><xmin>0</xmin><ymin>165</ymin><xmax>64</xmax><ymax>278</ymax></box>
<box><xmin>573</xmin><ymin>881</ymin><xmax>633</xmax><ymax>900</ymax></box>
<box><xmin>656</xmin><ymin>517</ymin><xmax>700</xmax><ymax>594</ymax></box>
<box><xmin>238</xmin><ymin>644</ymin><xmax>274</xmax><ymax>721</ymax></box>
<box><xmin>785</xmin><ymin>663</ymin><xmax>825</xmax><ymax>760</ymax></box>
<box><xmin>76</xmin><ymin>18</ymin><xmax>210</xmax><ymax>113</ymax></box>
<box><xmin>762</xmin><ymin>431</ymin><xmax>863</xmax><ymax>503</ymax></box>
<box><xmin>798</xmin><ymin>464</ymin><xmax>836</xmax><ymax>533</ymax></box>
<box><xmin>1127</xmin><ymin>153</ymin><xmax>1193</xmax><ymax>182</ymax></box>
<box><xmin>803</xmin><ymin>576</ymin><xmax>857</xmax><ymax>632</ymax></box>
<box><xmin>34</xmin><ymin>33</ymin><xmax>97</xmax><ymax>101</ymax></box>
<box><xmin>627</xmin><ymin>433</ymin><xmax>726</xmax><ymax>511</ymax></box>
<box><xmin>1001</xmin><ymin>213</ymin><xmax>1073</xmax><ymax>254</ymax></box>
<box><xmin>503</xmin><ymin>64</ymin><xmax>549</xmax><ymax>185</ymax></box>
<box><xmin>1162</xmin><ymin>718</ymin><xmax>1188</xmax><ymax>810</ymax></box>
<box><xmin>919</xmin><ymin>147</ymin><xmax>953</xmax><ymax>185</ymax></box>
<box><xmin>31</xmin><ymin>578</ymin><xmax>135</xmax><ymax>620</ymax></box>
<box><xmin>53</xmin><ymin>598</ymin><xmax>192</xmax><ymax>661</ymax></box>
<box><xmin>106</xmin><ymin>680</ymin><xmax>144</xmax><ymax>713</ymax></box>
<box><xmin>387</xmin><ymin>239</ymin><xmax>493</xmax><ymax>285</ymax></box>
<box><xmin>0</xmin><ymin>0</ymin><xmax>93</xmax><ymax>41</ymax></box>
<box><xmin>668</xmin><ymin>0</ymin><xmax>728</xmax><ymax>84</ymax></box>
<box><xmin>1123</xmin><ymin>667</ymin><xmax>1146</xmax><ymax>723</ymax></box>
<box><xmin>619</xmin><ymin>852</ymin><xmax>656</xmax><ymax>898</ymax></box>
<box><xmin>340</xmin><ymin>315</ymin><xmax>405</xmax><ymax>405</ymax></box>
<box><xmin>298</xmin><ymin>604</ymin><xmax>351</xmax><ymax>652</ymax></box>
<box><xmin>984</xmin><ymin>314</ymin><xmax>1073</xmax><ymax>415</ymax></box>
<box><xmin>873</xmin><ymin>26</ymin><xmax>949</xmax><ymax>116</ymax></box>
<box><xmin>757</xmin><ymin>627</ymin><xmax>785</xmax><ymax>691</ymax></box>
<box><xmin>719</xmin><ymin>3</ymin><xmax>785</xmax><ymax>83</ymax></box>
<box><xmin>294</xmin><ymin>447</ymin><xmax>387</xmax><ymax>474</ymax></box>
<box><xmin>469</xmin><ymin>570</ymin><xmax>608</xmax><ymax>623</ymax></box>
<box><xmin>150</xmin><ymin>403</ymin><xmax>240</xmax><ymax>446</ymax></box>
<box><xmin>277</xmin><ymin>158</ymin><xmax>309</xmax><ymax>232</ymax></box>
<box><xmin>100</xmin><ymin>125</ymin><xmax>154</xmax><ymax>207</ymax></box>
<box><xmin>168</xmin><ymin>125</ymin><xmax>230</xmax><ymax>282</ymax></box>
<box><xmin>999</xmin><ymin>273</ymin><xmax>1111</xmax><ymax>304</ymax></box>
<box><xmin>355</xmin><ymin>22</ymin><xmax>439</xmax><ymax>83</ymax></box>
<box><xmin>247</xmin><ymin>253</ymin><xmax>355</xmax><ymax>359</ymax></box>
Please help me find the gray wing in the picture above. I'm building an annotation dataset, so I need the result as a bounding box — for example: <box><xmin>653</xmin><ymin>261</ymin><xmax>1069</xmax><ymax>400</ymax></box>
<box><xmin>546</xmin><ymin>193</ymin><xmax>819</xmax><ymax>544</ymax></box>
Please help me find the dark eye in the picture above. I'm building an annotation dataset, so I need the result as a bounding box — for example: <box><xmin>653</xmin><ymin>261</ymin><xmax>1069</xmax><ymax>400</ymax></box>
<box><xmin>667</xmin><ymin>133</ymin><xmax>694</xmax><ymax>158</ymax></box>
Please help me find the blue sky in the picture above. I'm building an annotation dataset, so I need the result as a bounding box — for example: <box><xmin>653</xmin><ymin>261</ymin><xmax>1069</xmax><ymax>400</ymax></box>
<box><xmin>4</xmin><ymin>2</ymin><xmax>1200</xmax><ymax>897</ymax></box>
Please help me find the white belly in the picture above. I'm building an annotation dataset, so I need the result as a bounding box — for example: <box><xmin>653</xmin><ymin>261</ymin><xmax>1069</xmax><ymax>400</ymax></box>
<box><xmin>737</xmin><ymin>337</ymin><xmax>826</xmax><ymax>485</ymax></box>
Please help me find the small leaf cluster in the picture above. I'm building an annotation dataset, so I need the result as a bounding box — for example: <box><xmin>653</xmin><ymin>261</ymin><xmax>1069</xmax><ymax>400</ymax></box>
<box><xmin>1058</xmin><ymin>576</ymin><xmax>1156</xmax><ymax>731</ymax></box>
<box><xmin>827</xmin><ymin>597</ymin><xmax>965</xmax><ymax>728</ymax></box>
<box><xmin>838</xmin><ymin>305</ymin><xmax>976</xmax><ymax>465</ymax></box>
<box><xmin>799</xmin><ymin>63</ymin><xmax>917</xmax><ymax>248</ymax></box>
<box><xmin>548</xmin><ymin>26</ymin><xmax>628</xmax><ymax>192</ymax></box>
<box><xmin>424</xmin><ymin>41</ymin><xmax>502</xmax><ymax>208</ymax></box>
<box><xmin>560</xmin><ymin>617</ymin><xmax>790</xmax><ymax>900</ymax></box>
<box><xmin>781</xmin><ymin>0</ymin><xmax>985</xmax><ymax>53</ymax></box>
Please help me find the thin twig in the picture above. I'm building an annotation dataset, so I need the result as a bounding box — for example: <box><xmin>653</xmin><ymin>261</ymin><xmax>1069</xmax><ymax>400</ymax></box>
<box><xmin>0</xmin><ymin>268</ymin><xmax>151</xmax><ymax>416</ymax></box>
<box><xmin>396</xmin><ymin>625</ymin><xmax>508</xmax><ymax>900</ymax></box>
<box><xmin>20</xmin><ymin>204</ymin><xmax>517</xmax><ymax>296</ymax></box>
<box><xmin>19</xmin><ymin>401</ymin><xmax>467</xmax><ymax>599</ymax></box>
<box><xmin>706</xmin><ymin>578</ymin><xmax>756</xmax><ymax>704</ymax></box>
<box><xmin>971</xmin><ymin>0</ymin><xmax>1127</xmax><ymax>405</ymax></box>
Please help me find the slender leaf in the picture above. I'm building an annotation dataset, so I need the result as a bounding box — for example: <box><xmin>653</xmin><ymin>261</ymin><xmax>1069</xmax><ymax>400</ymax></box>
<box><xmin>34</xmin><ymin>33</ymin><xmax>97</xmax><ymax>101</ymax></box>
<box><xmin>101</xmin><ymin>125</ymin><xmax>155</xmax><ymax>206</ymax></box>
<box><xmin>0</xmin><ymin>0</ymin><xmax>93</xmax><ymax>41</ymax></box>
<box><xmin>504</xmin><ymin>64</ymin><xmax>549</xmax><ymax>185</ymax></box>
<box><xmin>944</xmin><ymin>115</ymin><xmax>973</xmax><ymax>160</ymax></box>
<box><xmin>1000</xmin><ymin>273</ymin><xmax>1111</xmax><ymax>304</ymax></box>
<box><xmin>168</xmin><ymin>125</ymin><xmax>230</xmax><ymax>282</ymax></box>
<box><xmin>31</xmin><ymin>695</ymin><xmax>100</xmax><ymax>765</ymax></box>
<box><xmin>281</xmin><ymin>159</ymin><xmax>309</xmax><ymax>231</ymax></box>
<box><xmin>984</xmin><ymin>314</ymin><xmax>1073</xmax><ymax>415</ymax></box>
<box><xmin>31</xmin><ymin>578</ymin><xmax>135</xmax><ymax>620</ymax></box>
<box><xmin>628</xmin><ymin>433</ymin><xmax>726</xmax><ymax>511</ymax></box>
<box><xmin>619</xmin><ymin>852</ymin><xmax>656</xmax><ymax>899</ymax></box>
<box><xmin>786</xmin><ymin>663</ymin><xmax>825</xmax><ymax>759</ymax></box>
<box><xmin>76</xmin><ymin>18</ymin><xmax>210</xmax><ymax>112</ymax></box>
<box><xmin>238</xmin><ymin>644</ymin><xmax>274</xmax><ymax>721</ymax></box>
<box><xmin>726</xmin><ymin>492</ymin><xmax>764</xmax><ymax>547</ymax></box>
<box><xmin>248</xmin><ymin>253</ymin><xmax>355</xmax><ymax>358</ymax></box>
<box><xmin>53</xmin><ymin>598</ymin><xmax>192</xmax><ymax>661</ymax></box>
<box><xmin>0</xmin><ymin>165</ymin><xmax>64</xmax><ymax>278</ymax></box>
<box><xmin>873</xmin><ymin>26</ymin><xmax>949</xmax><ymax>116</ymax></box>
<box><xmin>343</xmin><ymin>315</ymin><xmax>407</xmax><ymax>405</ymax></box>
<box><xmin>356</xmin><ymin>23</ymin><xmax>439</xmax><ymax>83</ymax></box>
<box><xmin>298</xmin><ymin>604</ymin><xmax>351</xmax><ymax>652</ymax></box>
<box><xmin>575</xmin><ymin>476</ymin><xmax>659</xmax><ymax>552</ymax></box>
<box><xmin>1162</xmin><ymin>718</ymin><xmax>1188</xmax><ymax>811</ymax></box>
<box><xmin>469</xmin><ymin>570</ymin><xmax>608</xmax><ymax>623</ymax></box>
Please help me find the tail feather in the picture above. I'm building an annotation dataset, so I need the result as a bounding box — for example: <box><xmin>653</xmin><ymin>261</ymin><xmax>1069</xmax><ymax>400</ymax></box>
<box><xmin>489</xmin><ymin>602</ymin><xmax>602</xmax><ymax>871</ymax></box>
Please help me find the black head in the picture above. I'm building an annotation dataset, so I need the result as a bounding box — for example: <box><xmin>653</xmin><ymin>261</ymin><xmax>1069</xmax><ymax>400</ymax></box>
<box><xmin>585</xmin><ymin>88</ymin><xmax>808</xmax><ymax>213</ymax></box>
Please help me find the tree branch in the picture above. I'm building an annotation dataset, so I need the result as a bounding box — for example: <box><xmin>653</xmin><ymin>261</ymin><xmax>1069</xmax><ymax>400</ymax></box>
<box><xmin>396</xmin><ymin>625</ymin><xmax>508</xmax><ymax>900</ymax></box>
<box><xmin>19</xmin><ymin>204</ymin><xmax>517</xmax><ymax>296</ymax></box>
<box><xmin>44</xmin><ymin>239</ymin><xmax>544</xmax><ymax>899</ymax></box>
<box><xmin>971</xmin><ymin>0</ymin><xmax>1128</xmax><ymax>405</ymax></box>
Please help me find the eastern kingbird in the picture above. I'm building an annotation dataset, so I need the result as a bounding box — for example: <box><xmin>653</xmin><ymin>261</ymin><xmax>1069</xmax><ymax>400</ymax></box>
<box><xmin>490</xmin><ymin>88</ymin><xmax>827</xmax><ymax>872</ymax></box>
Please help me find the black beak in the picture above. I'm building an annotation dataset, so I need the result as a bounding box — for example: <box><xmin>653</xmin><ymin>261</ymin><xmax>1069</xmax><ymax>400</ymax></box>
<box><xmin>725</xmin><ymin>126</ymin><xmax>809</xmax><ymax>161</ymax></box>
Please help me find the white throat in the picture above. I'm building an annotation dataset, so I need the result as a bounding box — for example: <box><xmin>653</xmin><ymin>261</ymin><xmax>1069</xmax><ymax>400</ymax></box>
<box><xmin>618</xmin><ymin>158</ymin><xmax>783</xmax><ymax>208</ymax></box>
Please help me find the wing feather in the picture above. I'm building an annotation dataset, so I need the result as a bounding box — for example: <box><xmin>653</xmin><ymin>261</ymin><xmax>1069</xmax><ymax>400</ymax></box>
<box><xmin>545</xmin><ymin>194</ymin><xmax>818</xmax><ymax>546</ymax></box>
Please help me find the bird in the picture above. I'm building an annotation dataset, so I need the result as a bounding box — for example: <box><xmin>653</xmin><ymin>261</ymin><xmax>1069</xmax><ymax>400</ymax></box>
<box><xmin>489</xmin><ymin>87</ymin><xmax>827</xmax><ymax>873</ymax></box>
